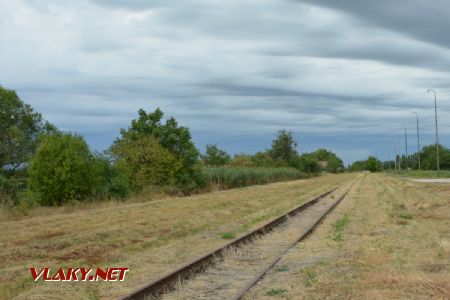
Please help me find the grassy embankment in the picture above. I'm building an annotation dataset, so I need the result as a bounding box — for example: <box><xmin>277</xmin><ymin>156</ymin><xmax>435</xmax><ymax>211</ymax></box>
<box><xmin>386</xmin><ymin>170</ymin><xmax>450</xmax><ymax>178</ymax></box>
<box><xmin>244</xmin><ymin>173</ymin><xmax>450</xmax><ymax>299</ymax></box>
<box><xmin>0</xmin><ymin>166</ymin><xmax>312</xmax><ymax>221</ymax></box>
<box><xmin>0</xmin><ymin>173</ymin><xmax>354</xmax><ymax>299</ymax></box>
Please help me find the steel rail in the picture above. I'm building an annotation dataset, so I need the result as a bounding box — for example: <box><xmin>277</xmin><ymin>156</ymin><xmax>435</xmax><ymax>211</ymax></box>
<box><xmin>119</xmin><ymin>186</ymin><xmax>338</xmax><ymax>300</ymax></box>
<box><xmin>232</xmin><ymin>183</ymin><xmax>354</xmax><ymax>300</ymax></box>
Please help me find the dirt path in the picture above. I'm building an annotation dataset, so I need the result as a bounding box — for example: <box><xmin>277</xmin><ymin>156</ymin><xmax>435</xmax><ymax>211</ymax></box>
<box><xmin>243</xmin><ymin>174</ymin><xmax>450</xmax><ymax>299</ymax></box>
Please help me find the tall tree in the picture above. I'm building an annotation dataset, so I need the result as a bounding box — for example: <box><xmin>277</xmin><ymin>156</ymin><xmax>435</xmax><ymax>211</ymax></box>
<box><xmin>365</xmin><ymin>156</ymin><xmax>382</xmax><ymax>172</ymax></box>
<box><xmin>420</xmin><ymin>144</ymin><xmax>450</xmax><ymax>170</ymax></box>
<box><xmin>202</xmin><ymin>144</ymin><xmax>231</xmax><ymax>166</ymax></box>
<box><xmin>0</xmin><ymin>86</ymin><xmax>55</xmax><ymax>173</ymax></box>
<box><xmin>113</xmin><ymin>108</ymin><xmax>204</xmax><ymax>190</ymax></box>
<box><xmin>312</xmin><ymin>148</ymin><xmax>344</xmax><ymax>173</ymax></box>
<box><xmin>269</xmin><ymin>130</ymin><xmax>298</xmax><ymax>164</ymax></box>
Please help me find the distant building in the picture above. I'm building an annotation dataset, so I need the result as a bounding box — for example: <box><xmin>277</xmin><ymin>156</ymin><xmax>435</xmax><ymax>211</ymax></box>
<box><xmin>318</xmin><ymin>161</ymin><xmax>328</xmax><ymax>168</ymax></box>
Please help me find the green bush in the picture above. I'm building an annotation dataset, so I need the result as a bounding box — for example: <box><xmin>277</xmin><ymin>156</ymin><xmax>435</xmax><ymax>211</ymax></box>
<box><xmin>15</xmin><ymin>190</ymin><xmax>40</xmax><ymax>213</ymax></box>
<box><xmin>28</xmin><ymin>133</ymin><xmax>100</xmax><ymax>206</ymax></box>
<box><xmin>0</xmin><ymin>174</ymin><xmax>20</xmax><ymax>204</ymax></box>
<box><xmin>92</xmin><ymin>153</ymin><xmax>130</xmax><ymax>199</ymax></box>
<box><xmin>311</xmin><ymin>148</ymin><xmax>344</xmax><ymax>173</ymax></box>
<box><xmin>201</xmin><ymin>144</ymin><xmax>231</xmax><ymax>166</ymax></box>
<box><xmin>110</xmin><ymin>135</ymin><xmax>182</xmax><ymax>192</ymax></box>
<box><xmin>291</xmin><ymin>154</ymin><xmax>321</xmax><ymax>174</ymax></box>
<box><xmin>115</xmin><ymin>108</ymin><xmax>205</xmax><ymax>191</ymax></box>
<box><xmin>365</xmin><ymin>156</ymin><xmax>382</xmax><ymax>172</ymax></box>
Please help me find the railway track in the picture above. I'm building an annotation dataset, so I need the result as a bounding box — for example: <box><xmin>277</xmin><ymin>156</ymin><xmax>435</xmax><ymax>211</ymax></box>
<box><xmin>121</xmin><ymin>179</ymin><xmax>356</xmax><ymax>300</ymax></box>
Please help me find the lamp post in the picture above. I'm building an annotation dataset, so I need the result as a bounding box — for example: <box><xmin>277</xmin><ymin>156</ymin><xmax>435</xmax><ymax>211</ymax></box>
<box><xmin>412</xmin><ymin>112</ymin><xmax>421</xmax><ymax>170</ymax></box>
<box><xmin>428</xmin><ymin>89</ymin><xmax>440</xmax><ymax>171</ymax></box>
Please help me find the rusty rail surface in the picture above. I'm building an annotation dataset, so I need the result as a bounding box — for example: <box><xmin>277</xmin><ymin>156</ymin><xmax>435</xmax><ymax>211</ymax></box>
<box><xmin>120</xmin><ymin>187</ymin><xmax>339</xmax><ymax>300</ymax></box>
<box><xmin>232</xmin><ymin>184</ymin><xmax>354</xmax><ymax>300</ymax></box>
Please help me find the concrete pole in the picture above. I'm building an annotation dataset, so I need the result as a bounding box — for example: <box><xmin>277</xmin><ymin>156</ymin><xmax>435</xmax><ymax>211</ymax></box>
<box><xmin>412</xmin><ymin>112</ymin><xmax>421</xmax><ymax>170</ymax></box>
<box><xmin>428</xmin><ymin>89</ymin><xmax>440</xmax><ymax>171</ymax></box>
<box><xmin>404</xmin><ymin>127</ymin><xmax>408</xmax><ymax>169</ymax></box>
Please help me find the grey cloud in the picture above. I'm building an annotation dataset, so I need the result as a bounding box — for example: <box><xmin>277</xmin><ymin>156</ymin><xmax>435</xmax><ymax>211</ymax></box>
<box><xmin>298</xmin><ymin>0</ymin><xmax>450</xmax><ymax>49</ymax></box>
<box><xmin>89</xmin><ymin>0</ymin><xmax>166</xmax><ymax>10</ymax></box>
<box><xmin>2</xmin><ymin>0</ymin><xmax>450</xmax><ymax>165</ymax></box>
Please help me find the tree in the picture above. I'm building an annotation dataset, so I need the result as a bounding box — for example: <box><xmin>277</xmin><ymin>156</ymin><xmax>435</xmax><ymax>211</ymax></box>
<box><xmin>92</xmin><ymin>152</ymin><xmax>130</xmax><ymax>199</ymax></box>
<box><xmin>0</xmin><ymin>86</ymin><xmax>56</xmax><ymax>173</ymax></box>
<box><xmin>251</xmin><ymin>151</ymin><xmax>274</xmax><ymax>167</ymax></box>
<box><xmin>349</xmin><ymin>160</ymin><xmax>365</xmax><ymax>172</ymax></box>
<box><xmin>28</xmin><ymin>133</ymin><xmax>100</xmax><ymax>206</ymax></box>
<box><xmin>110</xmin><ymin>135</ymin><xmax>181</xmax><ymax>191</ymax></box>
<box><xmin>311</xmin><ymin>148</ymin><xmax>344</xmax><ymax>173</ymax></box>
<box><xmin>201</xmin><ymin>144</ymin><xmax>231</xmax><ymax>166</ymax></box>
<box><xmin>420</xmin><ymin>144</ymin><xmax>450</xmax><ymax>170</ymax></box>
<box><xmin>291</xmin><ymin>153</ymin><xmax>320</xmax><ymax>174</ymax></box>
<box><xmin>114</xmin><ymin>108</ymin><xmax>205</xmax><ymax>191</ymax></box>
<box><xmin>365</xmin><ymin>156</ymin><xmax>382</xmax><ymax>172</ymax></box>
<box><xmin>269</xmin><ymin>130</ymin><xmax>298</xmax><ymax>164</ymax></box>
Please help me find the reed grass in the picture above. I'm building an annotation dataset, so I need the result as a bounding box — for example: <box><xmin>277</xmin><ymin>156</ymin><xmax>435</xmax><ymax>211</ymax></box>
<box><xmin>204</xmin><ymin>167</ymin><xmax>310</xmax><ymax>189</ymax></box>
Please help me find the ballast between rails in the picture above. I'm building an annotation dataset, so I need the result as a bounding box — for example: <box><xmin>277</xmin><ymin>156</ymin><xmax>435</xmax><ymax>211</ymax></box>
<box><xmin>120</xmin><ymin>186</ymin><xmax>340</xmax><ymax>300</ymax></box>
<box><xmin>232</xmin><ymin>182</ymin><xmax>355</xmax><ymax>300</ymax></box>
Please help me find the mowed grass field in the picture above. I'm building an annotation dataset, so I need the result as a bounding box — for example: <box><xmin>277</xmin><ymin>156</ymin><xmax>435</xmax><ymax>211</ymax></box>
<box><xmin>244</xmin><ymin>174</ymin><xmax>450</xmax><ymax>299</ymax></box>
<box><xmin>0</xmin><ymin>173</ymin><xmax>354</xmax><ymax>299</ymax></box>
<box><xmin>389</xmin><ymin>170</ymin><xmax>450</xmax><ymax>179</ymax></box>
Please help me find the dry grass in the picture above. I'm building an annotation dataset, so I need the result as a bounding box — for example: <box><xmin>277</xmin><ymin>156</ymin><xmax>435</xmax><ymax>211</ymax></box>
<box><xmin>162</xmin><ymin>182</ymin><xmax>356</xmax><ymax>300</ymax></box>
<box><xmin>244</xmin><ymin>173</ymin><xmax>450</xmax><ymax>300</ymax></box>
<box><xmin>0</xmin><ymin>173</ymin><xmax>353</xmax><ymax>299</ymax></box>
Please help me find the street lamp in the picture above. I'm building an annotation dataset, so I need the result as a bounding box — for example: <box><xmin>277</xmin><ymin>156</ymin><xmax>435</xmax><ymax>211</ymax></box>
<box><xmin>428</xmin><ymin>89</ymin><xmax>440</xmax><ymax>171</ymax></box>
<box><xmin>412</xmin><ymin>112</ymin><xmax>421</xmax><ymax>170</ymax></box>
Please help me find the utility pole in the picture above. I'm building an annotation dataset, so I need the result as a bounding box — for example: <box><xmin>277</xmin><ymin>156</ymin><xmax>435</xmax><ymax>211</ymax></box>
<box><xmin>398</xmin><ymin>135</ymin><xmax>402</xmax><ymax>171</ymax></box>
<box><xmin>404</xmin><ymin>127</ymin><xmax>408</xmax><ymax>169</ymax></box>
<box><xmin>428</xmin><ymin>89</ymin><xmax>440</xmax><ymax>171</ymax></box>
<box><xmin>412</xmin><ymin>112</ymin><xmax>421</xmax><ymax>170</ymax></box>
<box><xmin>394</xmin><ymin>137</ymin><xmax>398</xmax><ymax>171</ymax></box>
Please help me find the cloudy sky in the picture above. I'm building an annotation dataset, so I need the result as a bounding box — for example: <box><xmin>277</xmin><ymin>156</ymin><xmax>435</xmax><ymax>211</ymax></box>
<box><xmin>1</xmin><ymin>0</ymin><xmax>449</xmax><ymax>164</ymax></box>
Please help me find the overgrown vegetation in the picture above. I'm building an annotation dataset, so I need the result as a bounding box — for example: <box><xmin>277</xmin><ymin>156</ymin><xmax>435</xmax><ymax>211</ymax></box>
<box><xmin>205</xmin><ymin>167</ymin><xmax>308</xmax><ymax>189</ymax></box>
<box><xmin>303</xmin><ymin>268</ymin><xmax>318</xmax><ymax>287</ymax></box>
<box><xmin>220</xmin><ymin>231</ymin><xmax>236</xmax><ymax>240</ymax></box>
<box><xmin>266</xmin><ymin>288</ymin><xmax>288</xmax><ymax>296</ymax></box>
<box><xmin>382</xmin><ymin>144</ymin><xmax>450</xmax><ymax>172</ymax></box>
<box><xmin>1</xmin><ymin>85</ymin><xmax>346</xmax><ymax>208</ymax></box>
<box><xmin>331</xmin><ymin>214</ymin><xmax>350</xmax><ymax>242</ymax></box>
<box><xmin>349</xmin><ymin>156</ymin><xmax>382</xmax><ymax>172</ymax></box>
